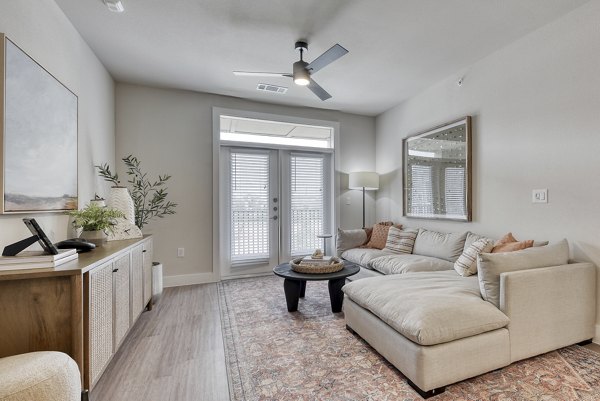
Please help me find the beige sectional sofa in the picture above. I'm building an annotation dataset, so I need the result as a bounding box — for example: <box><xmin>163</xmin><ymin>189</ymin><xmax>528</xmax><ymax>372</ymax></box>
<box><xmin>338</xmin><ymin>228</ymin><xmax>597</xmax><ymax>398</ymax></box>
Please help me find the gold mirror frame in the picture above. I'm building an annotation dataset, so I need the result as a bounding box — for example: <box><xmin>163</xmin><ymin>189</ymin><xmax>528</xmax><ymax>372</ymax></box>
<box><xmin>403</xmin><ymin>116</ymin><xmax>472</xmax><ymax>221</ymax></box>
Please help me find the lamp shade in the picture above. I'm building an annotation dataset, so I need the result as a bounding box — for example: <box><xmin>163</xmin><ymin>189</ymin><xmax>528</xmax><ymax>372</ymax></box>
<box><xmin>349</xmin><ymin>171</ymin><xmax>379</xmax><ymax>190</ymax></box>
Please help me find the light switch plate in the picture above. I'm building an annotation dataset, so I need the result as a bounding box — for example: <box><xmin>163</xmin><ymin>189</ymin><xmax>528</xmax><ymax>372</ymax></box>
<box><xmin>532</xmin><ymin>189</ymin><xmax>548</xmax><ymax>203</ymax></box>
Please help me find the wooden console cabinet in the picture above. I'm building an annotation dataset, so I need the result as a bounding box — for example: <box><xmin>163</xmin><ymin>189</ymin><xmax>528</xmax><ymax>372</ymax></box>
<box><xmin>0</xmin><ymin>235</ymin><xmax>153</xmax><ymax>391</ymax></box>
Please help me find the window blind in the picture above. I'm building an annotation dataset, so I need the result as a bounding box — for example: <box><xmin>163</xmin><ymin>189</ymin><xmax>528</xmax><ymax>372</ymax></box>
<box><xmin>444</xmin><ymin>167</ymin><xmax>465</xmax><ymax>217</ymax></box>
<box><xmin>230</xmin><ymin>152</ymin><xmax>270</xmax><ymax>263</ymax></box>
<box><xmin>290</xmin><ymin>154</ymin><xmax>324</xmax><ymax>256</ymax></box>
<box><xmin>410</xmin><ymin>164</ymin><xmax>434</xmax><ymax>216</ymax></box>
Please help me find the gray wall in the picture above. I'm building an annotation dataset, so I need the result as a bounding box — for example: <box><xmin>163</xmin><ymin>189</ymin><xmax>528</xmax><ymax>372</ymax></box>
<box><xmin>116</xmin><ymin>83</ymin><xmax>376</xmax><ymax>285</ymax></box>
<box><xmin>0</xmin><ymin>0</ymin><xmax>115</xmax><ymax>247</ymax></box>
<box><xmin>375</xmin><ymin>1</ymin><xmax>600</xmax><ymax>339</ymax></box>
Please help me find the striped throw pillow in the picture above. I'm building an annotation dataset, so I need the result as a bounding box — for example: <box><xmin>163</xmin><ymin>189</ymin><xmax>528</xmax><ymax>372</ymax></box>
<box><xmin>385</xmin><ymin>227</ymin><xmax>418</xmax><ymax>254</ymax></box>
<box><xmin>454</xmin><ymin>238</ymin><xmax>493</xmax><ymax>276</ymax></box>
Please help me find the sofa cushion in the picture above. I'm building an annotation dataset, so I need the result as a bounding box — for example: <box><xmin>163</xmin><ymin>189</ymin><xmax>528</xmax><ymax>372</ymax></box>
<box><xmin>384</xmin><ymin>227</ymin><xmax>418</xmax><ymax>254</ymax></box>
<box><xmin>413</xmin><ymin>229</ymin><xmax>468</xmax><ymax>262</ymax></box>
<box><xmin>343</xmin><ymin>271</ymin><xmax>509</xmax><ymax>346</ymax></box>
<box><xmin>454</xmin><ymin>238</ymin><xmax>494</xmax><ymax>277</ymax></box>
<box><xmin>336</xmin><ymin>228</ymin><xmax>368</xmax><ymax>256</ymax></box>
<box><xmin>341</xmin><ymin>248</ymin><xmax>395</xmax><ymax>267</ymax></box>
<box><xmin>369</xmin><ymin>254</ymin><xmax>453</xmax><ymax>275</ymax></box>
<box><xmin>477</xmin><ymin>239</ymin><xmax>570</xmax><ymax>307</ymax></box>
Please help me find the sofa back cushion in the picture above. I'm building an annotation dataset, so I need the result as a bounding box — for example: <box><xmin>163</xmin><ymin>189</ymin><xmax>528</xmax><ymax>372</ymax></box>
<box><xmin>336</xmin><ymin>228</ymin><xmax>367</xmax><ymax>256</ymax></box>
<box><xmin>384</xmin><ymin>227</ymin><xmax>418</xmax><ymax>254</ymax></box>
<box><xmin>413</xmin><ymin>229</ymin><xmax>468</xmax><ymax>262</ymax></box>
<box><xmin>477</xmin><ymin>239</ymin><xmax>570</xmax><ymax>307</ymax></box>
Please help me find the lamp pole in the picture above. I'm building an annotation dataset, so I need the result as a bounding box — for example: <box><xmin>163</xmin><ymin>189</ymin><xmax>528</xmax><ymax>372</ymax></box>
<box><xmin>362</xmin><ymin>186</ymin><xmax>366</xmax><ymax>228</ymax></box>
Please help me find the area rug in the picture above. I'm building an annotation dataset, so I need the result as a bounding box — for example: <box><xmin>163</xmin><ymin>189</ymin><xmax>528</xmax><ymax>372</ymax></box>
<box><xmin>218</xmin><ymin>276</ymin><xmax>600</xmax><ymax>401</ymax></box>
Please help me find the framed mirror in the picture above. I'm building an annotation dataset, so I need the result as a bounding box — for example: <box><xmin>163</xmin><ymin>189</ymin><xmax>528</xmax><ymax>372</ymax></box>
<box><xmin>403</xmin><ymin>116</ymin><xmax>471</xmax><ymax>221</ymax></box>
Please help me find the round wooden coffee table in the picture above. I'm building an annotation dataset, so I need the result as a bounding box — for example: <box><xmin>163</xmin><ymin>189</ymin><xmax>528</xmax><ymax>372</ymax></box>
<box><xmin>273</xmin><ymin>262</ymin><xmax>360</xmax><ymax>313</ymax></box>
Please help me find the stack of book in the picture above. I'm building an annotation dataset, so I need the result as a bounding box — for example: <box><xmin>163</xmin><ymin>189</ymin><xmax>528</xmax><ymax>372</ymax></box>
<box><xmin>0</xmin><ymin>249</ymin><xmax>78</xmax><ymax>271</ymax></box>
<box><xmin>300</xmin><ymin>255</ymin><xmax>334</xmax><ymax>266</ymax></box>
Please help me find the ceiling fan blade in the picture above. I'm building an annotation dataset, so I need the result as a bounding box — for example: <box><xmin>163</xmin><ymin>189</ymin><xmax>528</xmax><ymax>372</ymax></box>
<box><xmin>307</xmin><ymin>78</ymin><xmax>332</xmax><ymax>101</ymax></box>
<box><xmin>306</xmin><ymin>44</ymin><xmax>349</xmax><ymax>74</ymax></box>
<box><xmin>233</xmin><ymin>71</ymin><xmax>292</xmax><ymax>78</ymax></box>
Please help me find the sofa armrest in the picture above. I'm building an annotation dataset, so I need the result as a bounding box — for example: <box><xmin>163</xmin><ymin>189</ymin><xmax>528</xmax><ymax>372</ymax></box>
<box><xmin>500</xmin><ymin>262</ymin><xmax>596</xmax><ymax>362</ymax></box>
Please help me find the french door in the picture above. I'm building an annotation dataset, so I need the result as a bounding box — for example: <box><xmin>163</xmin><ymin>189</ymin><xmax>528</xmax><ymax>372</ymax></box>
<box><xmin>220</xmin><ymin>146</ymin><xmax>332</xmax><ymax>278</ymax></box>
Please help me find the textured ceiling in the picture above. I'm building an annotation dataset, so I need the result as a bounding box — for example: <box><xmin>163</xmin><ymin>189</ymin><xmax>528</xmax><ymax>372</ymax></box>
<box><xmin>55</xmin><ymin>0</ymin><xmax>589</xmax><ymax>116</ymax></box>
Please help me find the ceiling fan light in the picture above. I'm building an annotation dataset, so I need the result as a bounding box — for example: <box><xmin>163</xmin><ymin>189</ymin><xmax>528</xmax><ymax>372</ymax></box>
<box><xmin>294</xmin><ymin>77</ymin><xmax>310</xmax><ymax>86</ymax></box>
<box><xmin>293</xmin><ymin>61</ymin><xmax>310</xmax><ymax>86</ymax></box>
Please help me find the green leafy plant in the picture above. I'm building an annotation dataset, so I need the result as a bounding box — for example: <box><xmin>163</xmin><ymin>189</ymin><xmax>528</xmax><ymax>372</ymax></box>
<box><xmin>95</xmin><ymin>155</ymin><xmax>177</xmax><ymax>229</ymax></box>
<box><xmin>69</xmin><ymin>203</ymin><xmax>124</xmax><ymax>233</ymax></box>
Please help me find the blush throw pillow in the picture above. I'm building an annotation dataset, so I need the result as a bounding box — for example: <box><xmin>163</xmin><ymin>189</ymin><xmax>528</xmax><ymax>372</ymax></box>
<box><xmin>385</xmin><ymin>227</ymin><xmax>418</xmax><ymax>254</ymax></box>
<box><xmin>365</xmin><ymin>223</ymin><xmax>395</xmax><ymax>250</ymax></box>
<box><xmin>492</xmin><ymin>232</ymin><xmax>534</xmax><ymax>253</ymax></box>
<box><xmin>477</xmin><ymin>239</ymin><xmax>569</xmax><ymax>307</ymax></box>
<box><xmin>454</xmin><ymin>238</ymin><xmax>494</xmax><ymax>276</ymax></box>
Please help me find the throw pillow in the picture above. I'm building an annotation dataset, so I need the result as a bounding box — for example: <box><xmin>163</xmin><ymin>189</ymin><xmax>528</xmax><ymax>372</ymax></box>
<box><xmin>364</xmin><ymin>223</ymin><xmax>395</xmax><ymax>249</ymax></box>
<box><xmin>477</xmin><ymin>239</ymin><xmax>569</xmax><ymax>307</ymax></box>
<box><xmin>454</xmin><ymin>238</ymin><xmax>493</xmax><ymax>276</ymax></box>
<box><xmin>335</xmin><ymin>228</ymin><xmax>368</xmax><ymax>256</ymax></box>
<box><xmin>385</xmin><ymin>227</ymin><xmax>418</xmax><ymax>254</ymax></box>
<box><xmin>491</xmin><ymin>232</ymin><xmax>534</xmax><ymax>253</ymax></box>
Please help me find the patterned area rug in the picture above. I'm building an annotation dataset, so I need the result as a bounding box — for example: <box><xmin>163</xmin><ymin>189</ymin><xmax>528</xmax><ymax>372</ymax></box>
<box><xmin>218</xmin><ymin>276</ymin><xmax>600</xmax><ymax>401</ymax></box>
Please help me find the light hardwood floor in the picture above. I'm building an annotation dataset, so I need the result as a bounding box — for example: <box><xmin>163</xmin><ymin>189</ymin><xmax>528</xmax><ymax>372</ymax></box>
<box><xmin>90</xmin><ymin>284</ymin><xmax>230</xmax><ymax>401</ymax></box>
<box><xmin>91</xmin><ymin>282</ymin><xmax>600</xmax><ymax>401</ymax></box>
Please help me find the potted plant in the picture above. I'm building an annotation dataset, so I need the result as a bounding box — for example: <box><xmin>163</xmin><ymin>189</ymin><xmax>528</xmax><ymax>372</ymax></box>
<box><xmin>95</xmin><ymin>155</ymin><xmax>177</xmax><ymax>229</ymax></box>
<box><xmin>69</xmin><ymin>203</ymin><xmax>125</xmax><ymax>246</ymax></box>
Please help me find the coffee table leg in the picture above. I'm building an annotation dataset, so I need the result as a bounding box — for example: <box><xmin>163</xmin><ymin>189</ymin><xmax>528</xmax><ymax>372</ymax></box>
<box><xmin>283</xmin><ymin>279</ymin><xmax>301</xmax><ymax>312</ymax></box>
<box><xmin>299</xmin><ymin>280</ymin><xmax>306</xmax><ymax>298</ymax></box>
<box><xmin>328</xmin><ymin>278</ymin><xmax>346</xmax><ymax>313</ymax></box>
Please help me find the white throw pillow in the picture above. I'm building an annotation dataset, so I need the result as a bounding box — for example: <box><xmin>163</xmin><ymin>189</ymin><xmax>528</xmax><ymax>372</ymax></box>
<box><xmin>384</xmin><ymin>227</ymin><xmax>418</xmax><ymax>254</ymax></box>
<box><xmin>454</xmin><ymin>238</ymin><xmax>494</xmax><ymax>276</ymax></box>
<box><xmin>477</xmin><ymin>239</ymin><xmax>569</xmax><ymax>307</ymax></box>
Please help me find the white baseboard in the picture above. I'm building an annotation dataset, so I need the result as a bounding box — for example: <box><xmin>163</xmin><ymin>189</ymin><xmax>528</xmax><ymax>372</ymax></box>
<box><xmin>594</xmin><ymin>324</ymin><xmax>600</xmax><ymax>345</ymax></box>
<box><xmin>163</xmin><ymin>272</ymin><xmax>218</xmax><ymax>287</ymax></box>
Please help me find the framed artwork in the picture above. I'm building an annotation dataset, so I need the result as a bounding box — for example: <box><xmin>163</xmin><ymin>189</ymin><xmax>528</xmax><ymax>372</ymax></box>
<box><xmin>0</xmin><ymin>33</ymin><xmax>78</xmax><ymax>213</ymax></box>
<box><xmin>403</xmin><ymin>116</ymin><xmax>472</xmax><ymax>221</ymax></box>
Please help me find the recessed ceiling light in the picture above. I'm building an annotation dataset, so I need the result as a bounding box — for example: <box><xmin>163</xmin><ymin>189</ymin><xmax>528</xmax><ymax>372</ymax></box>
<box><xmin>103</xmin><ymin>0</ymin><xmax>125</xmax><ymax>13</ymax></box>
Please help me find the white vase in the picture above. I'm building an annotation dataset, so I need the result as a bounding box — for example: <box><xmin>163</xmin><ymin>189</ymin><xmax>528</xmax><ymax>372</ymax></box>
<box><xmin>107</xmin><ymin>186</ymin><xmax>143</xmax><ymax>241</ymax></box>
<box><xmin>108</xmin><ymin>186</ymin><xmax>136</xmax><ymax>224</ymax></box>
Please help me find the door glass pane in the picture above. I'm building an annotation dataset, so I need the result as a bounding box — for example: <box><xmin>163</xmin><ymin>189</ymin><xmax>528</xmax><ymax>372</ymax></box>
<box><xmin>290</xmin><ymin>154</ymin><xmax>324</xmax><ymax>256</ymax></box>
<box><xmin>230</xmin><ymin>152</ymin><xmax>270</xmax><ymax>263</ymax></box>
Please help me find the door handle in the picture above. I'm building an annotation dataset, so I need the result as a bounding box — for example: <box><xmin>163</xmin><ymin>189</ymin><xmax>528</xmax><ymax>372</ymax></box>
<box><xmin>270</xmin><ymin>216</ymin><xmax>278</xmax><ymax>220</ymax></box>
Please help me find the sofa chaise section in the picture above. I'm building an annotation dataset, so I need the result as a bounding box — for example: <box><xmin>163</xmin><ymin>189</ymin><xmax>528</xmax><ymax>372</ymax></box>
<box><xmin>343</xmin><ymin>262</ymin><xmax>596</xmax><ymax>398</ymax></box>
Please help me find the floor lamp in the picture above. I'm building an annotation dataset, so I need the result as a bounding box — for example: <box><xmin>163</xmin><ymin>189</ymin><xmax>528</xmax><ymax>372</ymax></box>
<box><xmin>349</xmin><ymin>172</ymin><xmax>379</xmax><ymax>228</ymax></box>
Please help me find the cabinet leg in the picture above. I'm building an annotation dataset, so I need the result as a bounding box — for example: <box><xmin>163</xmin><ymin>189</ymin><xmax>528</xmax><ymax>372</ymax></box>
<box><xmin>81</xmin><ymin>390</ymin><xmax>89</xmax><ymax>401</ymax></box>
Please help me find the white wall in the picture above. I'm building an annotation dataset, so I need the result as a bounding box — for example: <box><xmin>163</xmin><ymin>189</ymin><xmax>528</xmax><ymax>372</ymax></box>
<box><xmin>0</xmin><ymin>0</ymin><xmax>115</xmax><ymax>247</ymax></box>
<box><xmin>376</xmin><ymin>1</ymin><xmax>600</xmax><ymax>339</ymax></box>
<box><xmin>116</xmin><ymin>83</ymin><xmax>375</xmax><ymax>285</ymax></box>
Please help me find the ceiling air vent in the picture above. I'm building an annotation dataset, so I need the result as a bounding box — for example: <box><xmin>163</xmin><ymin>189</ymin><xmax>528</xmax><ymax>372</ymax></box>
<box><xmin>257</xmin><ymin>83</ymin><xmax>288</xmax><ymax>94</ymax></box>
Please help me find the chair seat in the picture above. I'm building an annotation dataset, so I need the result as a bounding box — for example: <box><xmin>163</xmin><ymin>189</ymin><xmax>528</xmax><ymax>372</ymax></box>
<box><xmin>0</xmin><ymin>352</ymin><xmax>81</xmax><ymax>401</ymax></box>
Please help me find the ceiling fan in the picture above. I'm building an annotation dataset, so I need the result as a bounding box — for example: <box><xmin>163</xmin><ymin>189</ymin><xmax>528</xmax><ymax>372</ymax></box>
<box><xmin>233</xmin><ymin>41</ymin><xmax>349</xmax><ymax>101</ymax></box>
